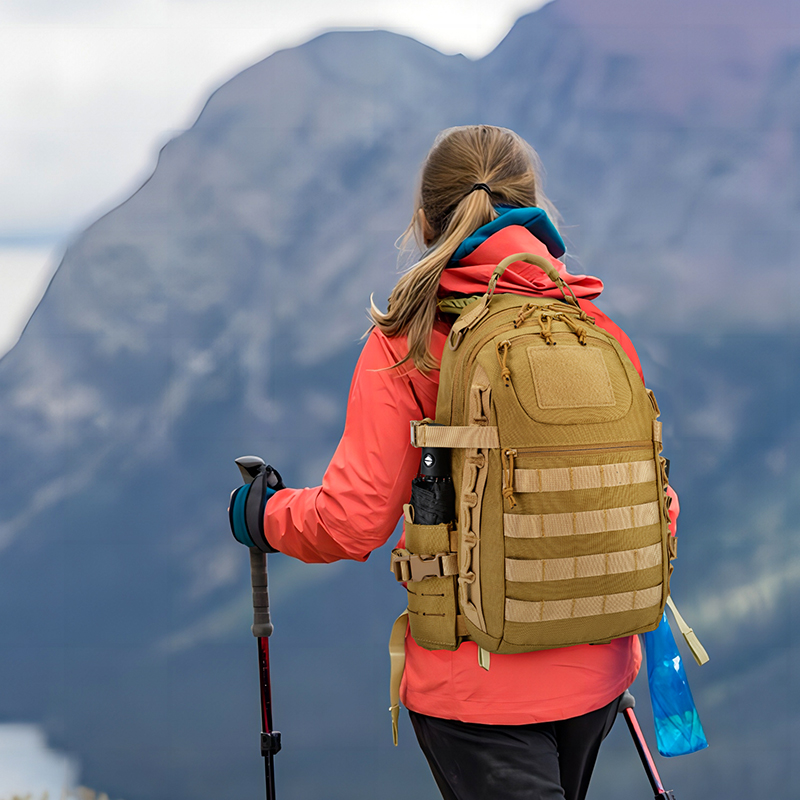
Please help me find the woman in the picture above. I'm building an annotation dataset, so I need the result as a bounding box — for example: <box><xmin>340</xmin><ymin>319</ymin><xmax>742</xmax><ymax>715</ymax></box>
<box><xmin>230</xmin><ymin>125</ymin><xmax>680</xmax><ymax>800</ymax></box>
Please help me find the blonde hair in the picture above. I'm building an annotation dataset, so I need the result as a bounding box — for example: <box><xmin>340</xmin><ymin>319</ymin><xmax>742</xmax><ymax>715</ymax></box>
<box><xmin>370</xmin><ymin>125</ymin><xmax>560</xmax><ymax>373</ymax></box>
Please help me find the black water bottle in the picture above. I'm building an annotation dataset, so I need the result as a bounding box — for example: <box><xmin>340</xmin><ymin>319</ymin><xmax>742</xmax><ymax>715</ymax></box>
<box><xmin>409</xmin><ymin>444</ymin><xmax>456</xmax><ymax>525</ymax></box>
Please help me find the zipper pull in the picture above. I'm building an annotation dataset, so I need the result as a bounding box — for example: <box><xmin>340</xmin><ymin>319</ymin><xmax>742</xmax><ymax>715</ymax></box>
<box><xmin>503</xmin><ymin>449</ymin><xmax>518</xmax><ymax>508</ymax></box>
<box><xmin>514</xmin><ymin>302</ymin><xmax>536</xmax><ymax>329</ymax></box>
<box><xmin>561</xmin><ymin>313</ymin><xmax>588</xmax><ymax>345</ymax></box>
<box><xmin>495</xmin><ymin>340</ymin><xmax>513</xmax><ymax>387</ymax></box>
<box><xmin>537</xmin><ymin>312</ymin><xmax>555</xmax><ymax>345</ymax></box>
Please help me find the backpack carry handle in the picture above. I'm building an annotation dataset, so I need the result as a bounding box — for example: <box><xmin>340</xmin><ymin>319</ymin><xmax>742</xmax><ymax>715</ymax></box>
<box><xmin>491</xmin><ymin>252</ymin><xmax>581</xmax><ymax>309</ymax></box>
<box><xmin>448</xmin><ymin>252</ymin><xmax>579</xmax><ymax>350</ymax></box>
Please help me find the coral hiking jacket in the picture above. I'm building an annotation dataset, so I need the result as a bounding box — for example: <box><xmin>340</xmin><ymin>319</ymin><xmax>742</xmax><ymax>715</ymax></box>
<box><xmin>264</xmin><ymin>222</ymin><xmax>680</xmax><ymax>725</ymax></box>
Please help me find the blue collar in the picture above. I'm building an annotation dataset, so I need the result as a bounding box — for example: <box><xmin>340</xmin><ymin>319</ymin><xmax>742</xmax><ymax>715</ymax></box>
<box><xmin>449</xmin><ymin>206</ymin><xmax>565</xmax><ymax>265</ymax></box>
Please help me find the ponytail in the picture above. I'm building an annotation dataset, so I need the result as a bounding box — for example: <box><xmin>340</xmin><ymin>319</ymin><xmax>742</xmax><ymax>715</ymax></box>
<box><xmin>370</xmin><ymin>125</ymin><xmax>559</xmax><ymax>373</ymax></box>
<box><xmin>369</xmin><ymin>190</ymin><xmax>496</xmax><ymax>372</ymax></box>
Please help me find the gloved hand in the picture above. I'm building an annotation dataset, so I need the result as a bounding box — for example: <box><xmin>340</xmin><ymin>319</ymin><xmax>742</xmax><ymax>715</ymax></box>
<box><xmin>228</xmin><ymin>464</ymin><xmax>285</xmax><ymax>552</ymax></box>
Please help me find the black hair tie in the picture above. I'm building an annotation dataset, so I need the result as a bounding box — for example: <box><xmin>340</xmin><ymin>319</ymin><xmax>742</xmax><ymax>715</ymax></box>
<box><xmin>465</xmin><ymin>183</ymin><xmax>493</xmax><ymax>198</ymax></box>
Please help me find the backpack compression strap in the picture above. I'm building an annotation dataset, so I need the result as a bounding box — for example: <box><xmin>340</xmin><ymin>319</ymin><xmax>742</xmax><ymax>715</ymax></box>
<box><xmin>411</xmin><ymin>419</ymin><xmax>499</xmax><ymax>450</ymax></box>
<box><xmin>388</xmin><ymin>610</ymin><xmax>480</xmax><ymax>744</ymax></box>
<box><xmin>388</xmin><ymin>611</ymin><xmax>408</xmax><ymax>746</ymax></box>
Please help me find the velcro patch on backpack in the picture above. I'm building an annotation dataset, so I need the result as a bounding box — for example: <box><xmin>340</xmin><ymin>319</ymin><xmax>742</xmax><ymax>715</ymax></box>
<box><xmin>528</xmin><ymin>346</ymin><xmax>615</xmax><ymax>408</ymax></box>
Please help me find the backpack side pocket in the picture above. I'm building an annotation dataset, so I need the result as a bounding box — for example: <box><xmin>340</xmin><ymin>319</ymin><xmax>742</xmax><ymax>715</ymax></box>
<box><xmin>392</xmin><ymin>520</ymin><xmax>459</xmax><ymax>650</ymax></box>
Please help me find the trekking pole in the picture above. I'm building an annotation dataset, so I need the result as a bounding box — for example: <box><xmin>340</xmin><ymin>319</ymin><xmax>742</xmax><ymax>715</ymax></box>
<box><xmin>619</xmin><ymin>691</ymin><xmax>676</xmax><ymax>800</ymax></box>
<box><xmin>235</xmin><ymin>456</ymin><xmax>282</xmax><ymax>800</ymax></box>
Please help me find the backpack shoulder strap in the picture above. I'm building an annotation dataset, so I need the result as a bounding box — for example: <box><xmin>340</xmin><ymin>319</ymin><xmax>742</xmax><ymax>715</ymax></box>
<box><xmin>438</xmin><ymin>295</ymin><xmax>483</xmax><ymax>316</ymax></box>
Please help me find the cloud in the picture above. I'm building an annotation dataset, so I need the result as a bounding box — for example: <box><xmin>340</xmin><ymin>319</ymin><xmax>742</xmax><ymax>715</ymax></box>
<box><xmin>0</xmin><ymin>246</ymin><xmax>59</xmax><ymax>356</ymax></box>
<box><xmin>0</xmin><ymin>724</ymin><xmax>79</xmax><ymax>798</ymax></box>
<box><xmin>0</xmin><ymin>1</ymin><xmax>549</xmax><ymax>237</ymax></box>
<box><xmin>694</xmin><ymin>556</ymin><xmax>800</xmax><ymax>645</ymax></box>
<box><xmin>0</xmin><ymin>1</ymin><xmax>550</xmax><ymax>349</ymax></box>
<box><xmin>156</xmin><ymin>558</ymin><xmax>344</xmax><ymax>654</ymax></box>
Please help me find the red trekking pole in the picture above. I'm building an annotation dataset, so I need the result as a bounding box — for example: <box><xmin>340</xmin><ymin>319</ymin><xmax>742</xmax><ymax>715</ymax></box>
<box><xmin>619</xmin><ymin>691</ymin><xmax>676</xmax><ymax>800</ymax></box>
<box><xmin>235</xmin><ymin>456</ymin><xmax>283</xmax><ymax>800</ymax></box>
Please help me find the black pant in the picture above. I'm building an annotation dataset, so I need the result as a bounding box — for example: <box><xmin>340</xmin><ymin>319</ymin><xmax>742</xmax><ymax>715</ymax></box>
<box><xmin>409</xmin><ymin>695</ymin><xmax>622</xmax><ymax>800</ymax></box>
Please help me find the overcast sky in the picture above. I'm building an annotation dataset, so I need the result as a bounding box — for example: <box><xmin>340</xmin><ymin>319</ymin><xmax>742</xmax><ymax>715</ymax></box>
<box><xmin>0</xmin><ymin>0</ymin><xmax>550</xmax><ymax>356</ymax></box>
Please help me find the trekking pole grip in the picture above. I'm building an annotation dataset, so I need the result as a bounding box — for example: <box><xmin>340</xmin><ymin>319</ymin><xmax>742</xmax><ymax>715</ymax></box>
<box><xmin>235</xmin><ymin>456</ymin><xmax>275</xmax><ymax>639</ymax></box>
<box><xmin>250</xmin><ymin>549</ymin><xmax>273</xmax><ymax>638</ymax></box>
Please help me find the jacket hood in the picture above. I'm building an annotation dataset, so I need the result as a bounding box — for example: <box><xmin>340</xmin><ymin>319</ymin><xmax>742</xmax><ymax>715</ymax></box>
<box><xmin>439</xmin><ymin>207</ymin><xmax>603</xmax><ymax>301</ymax></box>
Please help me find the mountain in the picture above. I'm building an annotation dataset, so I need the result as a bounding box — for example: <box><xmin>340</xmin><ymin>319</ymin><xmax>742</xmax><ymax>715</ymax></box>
<box><xmin>0</xmin><ymin>1</ymin><xmax>798</xmax><ymax>797</ymax></box>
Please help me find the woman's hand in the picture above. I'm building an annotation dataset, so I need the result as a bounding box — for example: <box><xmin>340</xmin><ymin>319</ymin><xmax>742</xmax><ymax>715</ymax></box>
<box><xmin>228</xmin><ymin>464</ymin><xmax>284</xmax><ymax>552</ymax></box>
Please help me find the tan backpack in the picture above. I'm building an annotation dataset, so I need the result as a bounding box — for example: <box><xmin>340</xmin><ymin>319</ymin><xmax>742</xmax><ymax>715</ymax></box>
<box><xmin>387</xmin><ymin>253</ymin><xmax>707</xmax><ymax>742</ymax></box>
<box><xmin>392</xmin><ymin>252</ymin><xmax>679</xmax><ymax>650</ymax></box>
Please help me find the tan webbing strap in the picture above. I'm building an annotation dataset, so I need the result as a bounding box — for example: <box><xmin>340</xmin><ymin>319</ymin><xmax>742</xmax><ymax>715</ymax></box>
<box><xmin>653</xmin><ymin>420</ymin><xmax>663</xmax><ymax>445</ymax></box>
<box><xmin>478</xmin><ymin>647</ymin><xmax>491</xmax><ymax>671</ymax></box>
<box><xmin>504</xmin><ymin>501</ymin><xmax>660</xmax><ymax>539</ymax></box>
<box><xmin>388</xmin><ymin>612</ymin><xmax>471</xmax><ymax>744</ymax></box>
<box><xmin>389</xmin><ymin>611</ymin><xmax>408</xmax><ymax>746</ymax></box>
<box><xmin>511</xmin><ymin>460</ymin><xmax>656</xmax><ymax>493</ymax></box>
<box><xmin>506</xmin><ymin>584</ymin><xmax>662</xmax><ymax>623</ymax></box>
<box><xmin>411</xmin><ymin>421</ymin><xmax>499</xmax><ymax>449</ymax></box>
<box><xmin>448</xmin><ymin>297</ymin><xmax>492</xmax><ymax>348</ymax></box>
<box><xmin>666</xmin><ymin>596</ymin><xmax>710</xmax><ymax>666</ymax></box>
<box><xmin>505</xmin><ymin>542</ymin><xmax>662</xmax><ymax>583</ymax></box>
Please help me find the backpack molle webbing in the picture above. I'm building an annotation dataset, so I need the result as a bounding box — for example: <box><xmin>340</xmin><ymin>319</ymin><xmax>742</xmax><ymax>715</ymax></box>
<box><xmin>394</xmin><ymin>253</ymin><xmax>677</xmax><ymax>656</ymax></box>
